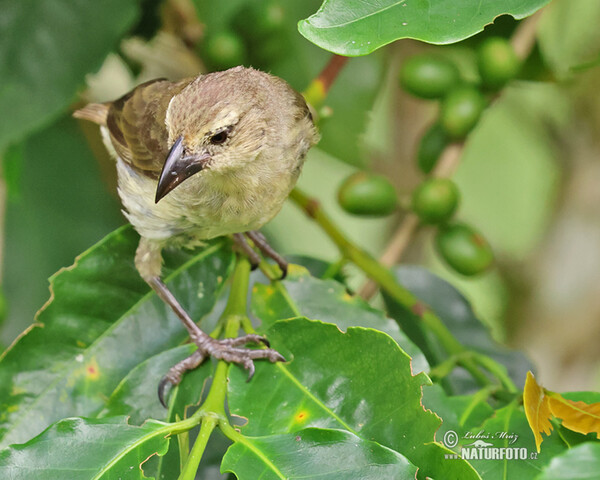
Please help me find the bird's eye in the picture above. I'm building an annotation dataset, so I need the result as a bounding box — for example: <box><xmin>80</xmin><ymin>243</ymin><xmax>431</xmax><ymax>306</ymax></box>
<box><xmin>210</xmin><ymin>130</ymin><xmax>229</xmax><ymax>145</ymax></box>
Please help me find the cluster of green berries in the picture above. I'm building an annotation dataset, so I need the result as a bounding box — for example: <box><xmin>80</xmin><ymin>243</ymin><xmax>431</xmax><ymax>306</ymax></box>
<box><xmin>337</xmin><ymin>37</ymin><xmax>519</xmax><ymax>275</ymax></box>
<box><xmin>201</xmin><ymin>0</ymin><xmax>286</xmax><ymax>71</ymax></box>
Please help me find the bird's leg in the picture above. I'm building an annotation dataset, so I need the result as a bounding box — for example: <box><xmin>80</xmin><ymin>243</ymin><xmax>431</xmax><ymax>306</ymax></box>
<box><xmin>136</xmin><ymin>239</ymin><xmax>285</xmax><ymax>407</ymax></box>
<box><xmin>245</xmin><ymin>230</ymin><xmax>288</xmax><ymax>278</ymax></box>
<box><xmin>232</xmin><ymin>233</ymin><xmax>261</xmax><ymax>270</ymax></box>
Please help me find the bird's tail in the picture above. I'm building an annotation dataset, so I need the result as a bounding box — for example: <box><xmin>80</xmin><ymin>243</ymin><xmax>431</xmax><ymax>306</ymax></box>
<box><xmin>73</xmin><ymin>103</ymin><xmax>110</xmax><ymax>126</ymax></box>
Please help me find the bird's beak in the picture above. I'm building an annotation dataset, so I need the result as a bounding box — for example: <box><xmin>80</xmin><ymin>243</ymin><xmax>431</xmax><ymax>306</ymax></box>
<box><xmin>155</xmin><ymin>136</ymin><xmax>211</xmax><ymax>203</ymax></box>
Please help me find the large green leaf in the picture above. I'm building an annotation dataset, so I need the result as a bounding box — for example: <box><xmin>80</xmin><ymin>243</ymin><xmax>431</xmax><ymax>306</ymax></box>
<box><xmin>251</xmin><ymin>266</ymin><xmax>429</xmax><ymax>373</ymax></box>
<box><xmin>534</xmin><ymin>442</ymin><xmax>600</xmax><ymax>480</ymax></box>
<box><xmin>386</xmin><ymin>266</ymin><xmax>533</xmax><ymax>391</ymax></box>
<box><xmin>98</xmin><ymin>344</ymin><xmax>222</xmax><ymax>480</ymax></box>
<box><xmin>298</xmin><ymin>0</ymin><xmax>550</xmax><ymax>56</ymax></box>
<box><xmin>228</xmin><ymin>318</ymin><xmax>480</xmax><ymax>480</ymax></box>
<box><xmin>0</xmin><ymin>416</ymin><xmax>171</xmax><ymax>479</ymax></box>
<box><xmin>0</xmin><ymin>226</ymin><xmax>234</xmax><ymax>447</ymax></box>
<box><xmin>0</xmin><ymin>0</ymin><xmax>139</xmax><ymax>150</ymax></box>
<box><xmin>2</xmin><ymin>115</ymin><xmax>124</xmax><ymax>346</ymax></box>
<box><xmin>222</xmin><ymin>427</ymin><xmax>418</xmax><ymax>479</ymax></box>
<box><xmin>99</xmin><ymin>344</ymin><xmax>211</xmax><ymax>425</ymax></box>
<box><xmin>422</xmin><ymin>384</ymin><xmax>495</xmax><ymax>445</ymax></box>
<box><xmin>537</xmin><ymin>0</ymin><xmax>600</xmax><ymax>77</ymax></box>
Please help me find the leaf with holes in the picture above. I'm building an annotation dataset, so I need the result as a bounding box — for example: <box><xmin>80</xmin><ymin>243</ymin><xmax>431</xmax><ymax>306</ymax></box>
<box><xmin>251</xmin><ymin>266</ymin><xmax>428</xmax><ymax>373</ymax></box>
<box><xmin>524</xmin><ymin>371</ymin><xmax>554</xmax><ymax>452</ymax></box>
<box><xmin>0</xmin><ymin>416</ymin><xmax>171</xmax><ymax>479</ymax></box>
<box><xmin>228</xmin><ymin>317</ymin><xmax>479</xmax><ymax>480</ymax></box>
<box><xmin>0</xmin><ymin>226</ymin><xmax>234</xmax><ymax>447</ymax></box>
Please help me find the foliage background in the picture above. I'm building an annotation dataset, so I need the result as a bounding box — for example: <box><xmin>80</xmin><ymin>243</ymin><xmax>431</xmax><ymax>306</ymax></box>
<box><xmin>2</xmin><ymin>0</ymin><xmax>600</xmax><ymax>392</ymax></box>
<box><xmin>1</xmin><ymin>0</ymin><xmax>600</xmax><ymax>477</ymax></box>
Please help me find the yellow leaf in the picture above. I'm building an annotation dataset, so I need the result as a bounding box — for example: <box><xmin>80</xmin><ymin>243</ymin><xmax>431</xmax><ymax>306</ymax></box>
<box><xmin>523</xmin><ymin>371</ymin><xmax>553</xmax><ymax>452</ymax></box>
<box><xmin>547</xmin><ymin>393</ymin><xmax>600</xmax><ymax>439</ymax></box>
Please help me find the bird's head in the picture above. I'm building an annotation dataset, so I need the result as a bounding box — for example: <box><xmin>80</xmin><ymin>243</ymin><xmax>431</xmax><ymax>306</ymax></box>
<box><xmin>155</xmin><ymin>67</ymin><xmax>278</xmax><ymax>203</ymax></box>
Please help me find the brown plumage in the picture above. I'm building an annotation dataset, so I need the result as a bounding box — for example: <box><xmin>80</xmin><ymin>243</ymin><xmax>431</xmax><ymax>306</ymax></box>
<box><xmin>74</xmin><ymin>66</ymin><xmax>319</xmax><ymax>406</ymax></box>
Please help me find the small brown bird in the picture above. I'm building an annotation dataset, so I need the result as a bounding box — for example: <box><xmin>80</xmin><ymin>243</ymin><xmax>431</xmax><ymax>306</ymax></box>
<box><xmin>74</xmin><ymin>66</ymin><xmax>319</xmax><ymax>405</ymax></box>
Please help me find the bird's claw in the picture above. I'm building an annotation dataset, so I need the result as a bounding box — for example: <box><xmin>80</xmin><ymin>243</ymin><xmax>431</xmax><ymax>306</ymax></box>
<box><xmin>157</xmin><ymin>349</ymin><xmax>205</xmax><ymax>408</ymax></box>
<box><xmin>158</xmin><ymin>375</ymin><xmax>174</xmax><ymax>409</ymax></box>
<box><xmin>157</xmin><ymin>334</ymin><xmax>285</xmax><ymax>407</ymax></box>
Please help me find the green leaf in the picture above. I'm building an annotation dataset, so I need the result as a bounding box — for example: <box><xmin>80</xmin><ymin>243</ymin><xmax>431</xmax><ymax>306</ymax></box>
<box><xmin>1</xmin><ymin>142</ymin><xmax>23</xmax><ymax>201</ymax></box>
<box><xmin>0</xmin><ymin>416</ymin><xmax>171</xmax><ymax>479</ymax></box>
<box><xmin>386</xmin><ymin>266</ymin><xmax>533</xmax><ymax>391</ymax></box>
<box><xmin>537</xmin><ymin>0</ymin><xmax>600</xmax><ymax>77</ymax></box>
<box><xmin>3</xmin><ymin>115</ymin><xmax>124</xmax><ymax>344</ymax></box>
<box><xmin>315</xmin><ymin>54</ymin><xmax>384</xmax><ymax>166</ymax></box>
<box><xmin>100</xmin><ymin>344</ymin><xmax>211</xmax><ymax>425</ymax></box>
<box><xmin>534</xmin><ymin>442</ymin><xmax>600</xmax><ymax>480</ymax></box>
<box><xmin>298</xmin><ymin>0</ymin><xmax>550</xmax><ymax>56</ymax></box>
<box><xmin>0</xmin><ymin>0</ymin><xmax>139</xmax><ymax>150</ymax></box>
<box><xmin>0</xmin><ymin>226</ymin><xmax>234</xmax><ymax>447</ymax></box>
<box><xmin>229</xmin><ymin>318</ymin><xmax>479</xmax><ymax>480</ymax></box>
<box><xmin>422</xmin><ymin>384</ymin><xmax>495</xmax><ymax>444</ymax></box>
<box><xmin>465</xmin><ymin>403</ymin><xmax>567</xmax><ymax>479</ymax></box>
<box><xmin>251</xmin><ymin>266</ymin><xmax>429</xmax><ymax>373</ymax></box>
<box><xmin>284</xmin><ymin>1</ymin><xmax>386</xmax><ymax>166</ymax></box>
<box><xmin>222</xmin><ymin>427</ymin><xmax>418</xmax><ymax>479</ymax></box>
<box><xmin>101</xmin><ymin>346</ymin><xmax>215</xmax><ymax>480</ymax></box>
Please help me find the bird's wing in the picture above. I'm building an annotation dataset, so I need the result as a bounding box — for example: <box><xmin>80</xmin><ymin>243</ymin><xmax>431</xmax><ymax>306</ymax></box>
<box><xmin>106</xmin><ymin>78</ymin><xmax>190</xmax><ymax>175</ymax></box>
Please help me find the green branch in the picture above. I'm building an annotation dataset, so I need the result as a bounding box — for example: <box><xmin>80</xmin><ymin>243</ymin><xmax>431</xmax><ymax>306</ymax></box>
<box><xmin>289</xmin><ymin>187</ymin><xmax>517</xmax><ymax>392</ymax></box>
<box><xmin>176</xmin><ymin>256</ymin><xmax>252</xmax><ymax>479</ymax></box>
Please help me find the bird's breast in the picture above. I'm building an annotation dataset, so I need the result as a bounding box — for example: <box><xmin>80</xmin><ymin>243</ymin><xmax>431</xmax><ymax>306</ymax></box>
<box><xmin>115</xmin><ymin>156</ymin><xmax>293</xmax><ymax>246</ymax></box>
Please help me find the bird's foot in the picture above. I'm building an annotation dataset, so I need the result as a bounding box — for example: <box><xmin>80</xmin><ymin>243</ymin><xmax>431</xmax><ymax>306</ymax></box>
<box><xmin>246</xmin><ymin>231</ymin><xmax>288</xmax><ymax>278</ymax></box>
<box><xmin>158</xmin><ymin>334</ymin><xmax>285</xmax><ymax>407</ymax></box>
<box><xmin>232</xmin><ymin>231</ymin><xmax>288</xmax><ymax>278</ymax></box>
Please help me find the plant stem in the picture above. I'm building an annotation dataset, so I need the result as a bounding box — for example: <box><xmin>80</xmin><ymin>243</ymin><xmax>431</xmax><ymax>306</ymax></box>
<box><xmin>221</xmin><ymin>256</ymin><xmax>251</xmax><ymax>321</ymax></box>
<box><xmin>289</xmin><ymin>187</ymin><xmax>515</xmax><ymax>390</ymax></box>
<box><xmin>303</xmin><ymin>54</ymin><xmax>349</xmax><ymax>109</ymax></box>
<box><xmin>177</xmin><ymin>257</ymin><xmax>251</xmax><ymax>479</ymax></box>
<box><xmin>471</xmin><ymin>352</ymin><xmax>518</xmax><ymax>393</ymax></box>
<box><xmin>179</xmin><ymin>417</ymin><xmax>217</xmax><ymax>480</ymax></box>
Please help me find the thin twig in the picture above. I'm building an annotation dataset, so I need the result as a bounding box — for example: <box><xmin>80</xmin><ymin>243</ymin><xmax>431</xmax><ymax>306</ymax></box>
<box><xmin>303</xmin><ymin>54</ymin><xmax>349</xmax><ymax>108</ymax></box>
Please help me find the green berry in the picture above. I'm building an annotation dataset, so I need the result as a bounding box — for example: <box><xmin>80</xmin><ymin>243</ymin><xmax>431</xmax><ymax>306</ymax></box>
<box><xmin>417</xmin><ymin>123</ymin><xmax>449</xmax><ymax>174</ymax></box>
<box><xmin>203</xmin><ymin>31</ymin><xmax>246</xmax><ymax>70</ymax></box>
<box><xmin>399</xmin><ymin>54</ymin><xmax>460</xmax><ymax>99</ymax></box>
<box><xmin>234</xmin><ymin>1</ymin><xmax>286</xmax><ymax>38</ymax></box>
<box><xmin>254</xmin><ymin>0</ymin><xmax>286</xmax><ymax>34</ymax></box>
<box><xmin>477</xmin><ymin>37</ymin><xmax>520</xmax><ymax>89</ymax></box>
<box><xmin>435</xmin><ymin>223</ymin><xmax>494</xmax><ymax>276</ymax></box>
<box><xmin>440</xmin><ymin>86</ymin><xmax>487</xmax><ymax>138</ymax></box>
<box><xmin>338</xmin><ymin>172</ymin><xmax>397</xmax><ymax>216</ymax></box>
<box><xmin>412</xmin><ymin>178</ymin><xmax>460</xmax><ymax>224</ymax></box>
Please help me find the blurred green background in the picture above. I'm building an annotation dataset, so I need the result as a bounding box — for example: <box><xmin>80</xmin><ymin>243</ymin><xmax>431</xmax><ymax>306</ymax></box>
<box><xmin>1</xmin><ymin>0</ymin><xmax>600</xmax><ymax>393</ymax></box>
